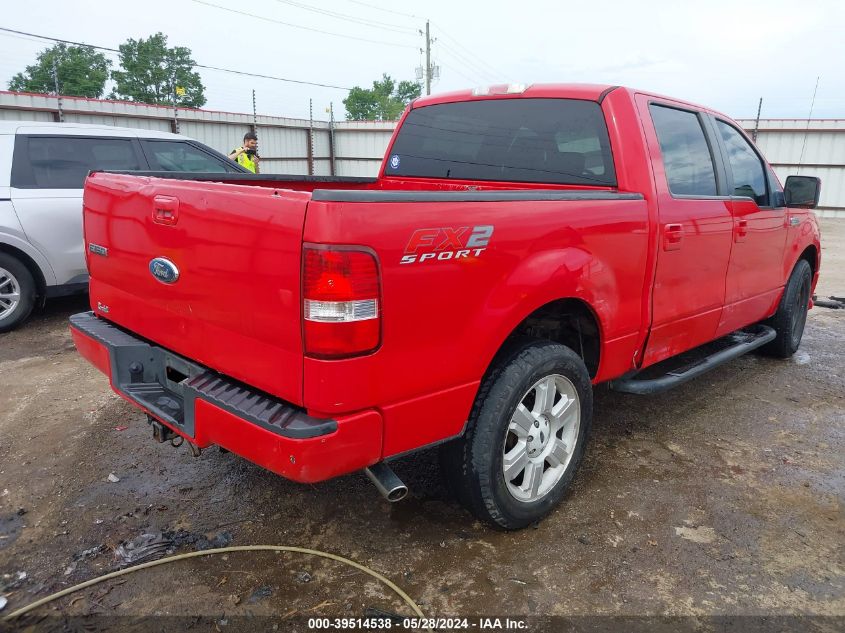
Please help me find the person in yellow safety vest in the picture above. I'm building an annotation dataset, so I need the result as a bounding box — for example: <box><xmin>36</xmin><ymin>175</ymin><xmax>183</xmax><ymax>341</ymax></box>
<box><xmin>228</xmin><ymin>131</ymin><xmax>260</xmax><ymax>173</ymax></box>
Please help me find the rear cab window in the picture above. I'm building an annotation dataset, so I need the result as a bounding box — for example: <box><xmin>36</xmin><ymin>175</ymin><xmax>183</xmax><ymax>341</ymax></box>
<box><xmin>386</xmin><ymin>98</ymin><xmax>616</xmax><ymax>186</ymax></box>
<box><xmin>11</xmin><ymin>136</ymin><xmax>143</xmax><ymax>189</ymax></box>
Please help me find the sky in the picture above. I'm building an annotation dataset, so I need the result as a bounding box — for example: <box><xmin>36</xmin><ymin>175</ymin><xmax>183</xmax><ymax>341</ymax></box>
<box><xmin>1</xmin><ymin>0</ymin><xmax>843</xmax><ymax>122</ymax></box>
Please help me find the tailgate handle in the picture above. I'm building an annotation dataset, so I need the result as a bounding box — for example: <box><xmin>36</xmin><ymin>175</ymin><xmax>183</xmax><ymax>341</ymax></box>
<box><xmin>153</xmin><ymin>195</ymin><xmax>179</xmax><ymax>225</ymax></box>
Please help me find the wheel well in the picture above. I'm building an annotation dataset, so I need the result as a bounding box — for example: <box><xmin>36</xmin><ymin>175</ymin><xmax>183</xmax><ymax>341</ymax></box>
<box><xmin>502</xmin><ymin>299</ymin><xmax>601</xmax><ymax>378</ymax></box>
<box><xmin>0</xmin><ymin>243</ymin><xmax>47</xmax><ymax>297</ymax></box>
<box><xmin>799</xmin><ymin>245</ymin><xmax>818</xmax><ymax>278</ymax></box>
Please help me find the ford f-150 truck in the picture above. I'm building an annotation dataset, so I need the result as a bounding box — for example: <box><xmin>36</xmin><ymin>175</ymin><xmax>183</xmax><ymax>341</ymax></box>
<box><xmin>70</xmin><ymin>84</ymin><xmax>821</xmax><ymax>529</ymax></box>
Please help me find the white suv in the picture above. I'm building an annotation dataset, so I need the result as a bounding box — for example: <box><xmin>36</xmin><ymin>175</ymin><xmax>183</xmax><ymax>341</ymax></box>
<box><xmin>0</xmin><ymin>121</ymin><xmax>247</xmax><ymax>332</ymax></box>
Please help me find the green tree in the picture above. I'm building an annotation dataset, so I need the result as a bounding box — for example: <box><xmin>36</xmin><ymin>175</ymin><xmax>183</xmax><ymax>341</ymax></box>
<box><xmin>8</xmin><ymin>43</ymin><xmax>111</xmax><ymax>98</ymax></box>
<box><xmin>343</xmin><ymin>74</ymin><xmax>421</xmax><ymax>121</ymax></box>
<box><xmin>110</xmin><ymin>33</ymin><xmax>206</xmax><ymax>108</ymax></box>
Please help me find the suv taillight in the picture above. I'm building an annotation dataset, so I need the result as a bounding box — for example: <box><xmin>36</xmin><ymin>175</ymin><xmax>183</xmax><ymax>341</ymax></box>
<box><xmin>303</xmin><ymin>245</ymin><xmax>381</xmax><ymax>359</ymax></box>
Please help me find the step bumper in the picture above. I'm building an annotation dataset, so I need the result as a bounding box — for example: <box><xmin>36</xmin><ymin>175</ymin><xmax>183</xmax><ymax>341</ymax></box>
<box><xmin>69</xmin><ymin>311</ymin><xmax>382</xmax><ymax>483</ymax></box>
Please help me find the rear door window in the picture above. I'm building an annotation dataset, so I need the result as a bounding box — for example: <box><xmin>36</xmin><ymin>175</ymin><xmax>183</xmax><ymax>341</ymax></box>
<box><xmin>12</xmin><ymin>136</ymin><xmax>142</xmax><ymax>189</ymax></box>
<box><xmin>386</xmin><ymin>98</ymin><xmax>616</xmax><ymax>186</ymax></box>
<box><xmin>649</xmin><ymin>105</ymin><xmax>718</xmax><ymax>197</ymax></box>
<box><xmin>141</xmin><ymin>140</ymin><xmax>239</xmax><ymax>173</ymax></box>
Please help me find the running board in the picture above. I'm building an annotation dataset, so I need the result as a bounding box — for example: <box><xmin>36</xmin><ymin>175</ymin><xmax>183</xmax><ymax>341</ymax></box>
<box><xmin>609</xmin><ymin>325</ymin><xmax>776</xmax><ymax>395</ymax></box>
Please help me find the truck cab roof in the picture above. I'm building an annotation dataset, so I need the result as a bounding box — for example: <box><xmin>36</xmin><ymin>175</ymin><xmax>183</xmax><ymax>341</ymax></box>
<box><xmin>412</xmin><ymin>83</ymin><xmax>617</xmax><ymax>109</ymax></box>
<box><xmin>411</xmin><ymin>83</ymin><xmax>727</xmax><ymax>120</ymax></box>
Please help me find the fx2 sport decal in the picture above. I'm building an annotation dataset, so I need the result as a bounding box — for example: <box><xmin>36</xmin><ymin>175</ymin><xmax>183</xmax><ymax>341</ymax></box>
<box><xmin>400</xmin><ymin>225</ymin><xmax>495</xmax><ymax>265</ymax></box>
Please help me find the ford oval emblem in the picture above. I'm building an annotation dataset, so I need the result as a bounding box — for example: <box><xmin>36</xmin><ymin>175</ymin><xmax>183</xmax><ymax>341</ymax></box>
<box><xmin>149</xmin><ymin>257</ymin><xmax>179</xmax><ymax>284</ymax></box>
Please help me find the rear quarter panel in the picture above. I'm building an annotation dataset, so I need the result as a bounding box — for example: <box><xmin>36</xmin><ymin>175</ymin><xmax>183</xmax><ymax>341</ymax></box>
<box><xmin>303</xmin><ymin>196</ymin><xmax>649</xmax><ymax>456</ymax></box>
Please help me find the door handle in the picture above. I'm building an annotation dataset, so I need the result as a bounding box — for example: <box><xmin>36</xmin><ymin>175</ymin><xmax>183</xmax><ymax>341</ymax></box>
<box><xmin>735</xmin><ymin>218</ymin><xmax>748</xmax><ymax>242</ymax></box>
<box><xmin>152</xmin><ymin>195</ymin><xmax>179</xmax><ymax>225</ymax></box>
<box><xmin>663</xmin><ymin>223</ymin><xmax>683</xmax><ymax>251</ymax></box>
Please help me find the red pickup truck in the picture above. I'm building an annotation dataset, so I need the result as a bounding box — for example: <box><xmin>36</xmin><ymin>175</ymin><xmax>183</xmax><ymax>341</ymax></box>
<box><xmin>71</xmin><ymin>84</ymin><xmax>821</xmax><ymax>529</ymax></box>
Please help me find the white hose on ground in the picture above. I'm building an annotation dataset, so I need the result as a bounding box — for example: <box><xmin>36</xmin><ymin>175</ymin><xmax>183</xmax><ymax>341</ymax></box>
<box><xmin>2</xmin><ymin>545</ymin><xmax>431</xmax><ymax>631</ymax></box>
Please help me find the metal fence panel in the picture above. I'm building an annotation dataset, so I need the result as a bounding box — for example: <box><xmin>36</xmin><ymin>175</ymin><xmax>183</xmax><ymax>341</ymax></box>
<box><xmin>60</xmin><ymin>113</ymin><xmax>171</xmax><ymax>131</ymax></box>
<box><xmin>335</xmin><ymin>130</ymin><xmax>392</xmax><ymax>160</ymax></box>
<box><xmin>336</xmin><ymin>159</ymin><xmax>382</xmax><ymax>177</ymax></box>
<box><xmin>1</xmin><ymin>94</ymin><xmax>841</xmax><ymax>211</ymax></box>
<box><xmin>179</xmin><ymin>121</ymin><xmax>246</xmax><ymax>154</ymax></box>
<box><xmin>753</xmin><ymin>131</ymin><xmax>845</xmax><ymax>166</ymax></box>
<box><xmin>258</xmin><ymin>126</ymin><xmax>309</xmax><ymax>163</ymax></box>
<box><xmin>312</xmin><ymin>159</ymin><xmax>332</xmax><ymax>176</ymax></box>
<box><xmin>0</xmin><ymin>109</ymin><xmax>53</xmax><ymax>122</ymax></box>
<box><xmin>771</xmin><ymin>165</ymin><xmax>845</xmax><ymax>213</ymax></box>
<box><xmin>261</xmin><ymin>159</ymin><xmax>309</xmax><ymax>175</ymax></box>
<box><xmin>739</xmin><ymin>119</ymin><xmax>845</xmax><ymax>214</ymax></box>
<box><xmin>312</xmin><ymin>129</ymin><xmax>331</xmax><ymax>159</ymax></box>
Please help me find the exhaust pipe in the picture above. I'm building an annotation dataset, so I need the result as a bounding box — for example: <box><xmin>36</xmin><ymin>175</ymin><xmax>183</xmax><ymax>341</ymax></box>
<box><xmin>364</xmin><ymin>462</ymin><xmax>408</xmax><ymax>502</ymax></box>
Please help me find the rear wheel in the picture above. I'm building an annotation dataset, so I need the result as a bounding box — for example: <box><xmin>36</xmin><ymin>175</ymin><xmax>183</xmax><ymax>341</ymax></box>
<box><xmin>761</xmin><ymin>259</ymin><xmax>812</xmax><ymax>358</ymax></box>
<box><xmin>440</xmin><ymin>340</ymin><xmax>592</xmax><ymax>530</ymax></box>
<box><xmin>0</xmin><ymin>253</ymin><xmax>36</xmax><ymax>334</ymax></box>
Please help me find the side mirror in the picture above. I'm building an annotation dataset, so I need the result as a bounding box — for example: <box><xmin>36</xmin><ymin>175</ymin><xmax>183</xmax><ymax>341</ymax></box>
<box><xmin>784</xmin><ymin>175</ymin><xmax>821</xmax><ymax>208</ymax></box>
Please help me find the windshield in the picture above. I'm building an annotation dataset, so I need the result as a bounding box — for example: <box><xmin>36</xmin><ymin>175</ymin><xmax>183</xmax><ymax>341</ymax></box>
<box><xmin>385</xmin><ymin>98</ymin><xmax>616</xmax><ymax>186</ymax></box>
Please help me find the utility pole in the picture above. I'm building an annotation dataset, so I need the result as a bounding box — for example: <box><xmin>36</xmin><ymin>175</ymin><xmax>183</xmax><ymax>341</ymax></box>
<box><xmin>416</xmin><ymin>20</ymin><xmax>438</xmax><ymax>94</ymax></box>
<box><xmin>425</xmin><ymin>20</ymin><xmax>431</xmax><ymax>95</ymax></box>
<box><xmin>752</xmin><ymin>97</ymin><xmax>763</xmax><ymax>142</ymax></box>
<box><xmin>51</xmin><ymin>59</ymin><xmax>64</xmax><ymax>123</ymax></box>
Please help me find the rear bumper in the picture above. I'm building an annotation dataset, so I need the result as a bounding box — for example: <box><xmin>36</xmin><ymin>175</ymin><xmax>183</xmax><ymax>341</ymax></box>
<box><xmin>69</xmin><ymin>312</ymin><xmax>382</xmax><ymax>483</ymax></box>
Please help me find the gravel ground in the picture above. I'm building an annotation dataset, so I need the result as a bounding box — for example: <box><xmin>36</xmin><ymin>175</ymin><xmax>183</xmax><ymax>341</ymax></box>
<box><xmin>0</xmin><ymin>219</ymin><xmax>843</xmax><ymax>633</ymax></box>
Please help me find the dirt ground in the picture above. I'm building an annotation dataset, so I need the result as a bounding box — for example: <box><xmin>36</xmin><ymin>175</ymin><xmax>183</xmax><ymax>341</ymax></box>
<box><xmin>1</xmin><ymin>220</ymin><xmax>843</xmax><ymax>632</ymax></box>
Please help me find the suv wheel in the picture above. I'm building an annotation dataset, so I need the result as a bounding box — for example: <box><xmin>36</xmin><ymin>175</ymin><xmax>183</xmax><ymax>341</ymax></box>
<box><xmin>440</xmin><ymin>340</ymin><xmax>593</xmax><ymax>530</ymax></box>
<box><xmin>0</xmin><ymin>253</ymin><xmax>37</xmax><ymax>333</ymax></box>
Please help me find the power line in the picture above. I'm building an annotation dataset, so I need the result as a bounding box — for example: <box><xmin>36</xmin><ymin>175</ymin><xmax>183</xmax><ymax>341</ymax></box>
<box><xmin>431</xmin><ymin>20</ymin><xmax>506</xmax><ymax>80</ymax></box>
<box><xmin>0</xmin><ymin>30</ymin><xmax>50</xmax><ymax>47</ymax></box>
<box><xmin>194</xmin><ymin>63</ymin><xmax>350</xmax><ymax>91</ymax></box>
<box><xmin>344</xmin><ymin>0</ymin><xmax>420</xmax><ymax>20</ymax></box>
<box><xmin>0</xmin><ymin>26</ymin><xmax>353</xmax><ymax>91</ymax></box>
<box><xmin>437</xmin><ymin>61</ymin><xmax>476</xmax><ymax>85</ymax></box>
<box><xmin>189</xmin><ymin>0</ymin><xmax>417</xmax><ymax>49</ymax></box>
<box><xmin>436</xmin><ymin>40</ymin><xmax>497</xmax><ymax>83</ymax></box>
<box><xmin>270</xmin><ymin>0</ymin><xmax>416</xmax><ymax>34</ymax></box>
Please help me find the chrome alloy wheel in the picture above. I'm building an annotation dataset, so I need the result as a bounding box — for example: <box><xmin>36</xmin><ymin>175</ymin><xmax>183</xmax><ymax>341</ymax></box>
<box><xmin>0</xmin><ymin>267</ymin><xmax>21</xmax><ymax>321</ymax></box>
<box><xmin>502</xmin><ymin>374</ymin><xmax>581</xmax><ymax>503</ymax></box>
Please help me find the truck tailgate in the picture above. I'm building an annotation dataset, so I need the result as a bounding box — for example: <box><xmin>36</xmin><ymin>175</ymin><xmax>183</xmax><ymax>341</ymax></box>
<box><xmin>83</xmin><ymin>173</ymin><xmax>308</xmax><ymax>405</ymax></box>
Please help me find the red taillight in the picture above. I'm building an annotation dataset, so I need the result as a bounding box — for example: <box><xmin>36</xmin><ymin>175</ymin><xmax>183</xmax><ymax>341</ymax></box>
<box><xmin>302</xmin><ymin>245</ymin><xmax>381</xmax><ymax>359</ymax></box>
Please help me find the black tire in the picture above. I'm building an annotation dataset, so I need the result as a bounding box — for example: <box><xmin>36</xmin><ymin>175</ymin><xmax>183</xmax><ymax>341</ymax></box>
<box><xmin>761</xmin><ymin>259</ymin><xmax>812</xmax><ymax>359</ymax></box>
<box><xmin>440</xmin><ymin>340</ymin><xmax>593</xmax><ymax>530</ymax></box>
<box><xmin>0</xmin><ymin>253</ymin><xmax>37</xmax><ymax>334</ymax></box>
